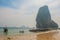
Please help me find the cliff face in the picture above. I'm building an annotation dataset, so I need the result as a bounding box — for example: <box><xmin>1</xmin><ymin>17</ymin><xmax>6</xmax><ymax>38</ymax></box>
<box><xmin>36</xmin><ymin>5</ymin><xmax>58</xmax><ymax>30</ymax></box>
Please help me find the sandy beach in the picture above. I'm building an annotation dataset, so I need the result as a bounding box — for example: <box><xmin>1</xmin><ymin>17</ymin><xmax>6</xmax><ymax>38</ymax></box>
<box><xmin>0</xmin><ymin>30</ymin><xmax>60</xmax><ymax>40</ymax></box>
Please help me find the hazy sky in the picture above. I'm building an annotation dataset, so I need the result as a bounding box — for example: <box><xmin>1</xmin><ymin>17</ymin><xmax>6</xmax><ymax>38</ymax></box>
<box><xmin>0</xmin><ymin>0</ymin><xmax>60</xmax><ymax>27</ymax></box>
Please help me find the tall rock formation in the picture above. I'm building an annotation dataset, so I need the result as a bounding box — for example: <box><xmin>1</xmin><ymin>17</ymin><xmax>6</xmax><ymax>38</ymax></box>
<box><xmin>36</xmin><ymin>5</ymin><xmax>58</xmax><ymax>30</ymax></box>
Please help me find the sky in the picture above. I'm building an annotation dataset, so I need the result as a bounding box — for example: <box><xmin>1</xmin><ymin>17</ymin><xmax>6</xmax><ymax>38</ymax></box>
<box><xmin>0</xmin><ymin>0</ymin><xmax>60</xmax><ymax>27</ymax></box>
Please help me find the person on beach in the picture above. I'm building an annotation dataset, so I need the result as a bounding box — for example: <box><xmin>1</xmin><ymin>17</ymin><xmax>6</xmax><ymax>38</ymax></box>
<box><xmin>3</xmin><ymin>27</ymin><xmax>8</xmax><ymax>35</ymax></box>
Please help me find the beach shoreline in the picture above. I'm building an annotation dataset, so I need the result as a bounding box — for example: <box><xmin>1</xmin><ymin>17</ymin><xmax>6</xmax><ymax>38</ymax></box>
<box><xmin>0</xmin><ymin>30</ymin><xmax>59</xmax><ymax>40</ymax></box>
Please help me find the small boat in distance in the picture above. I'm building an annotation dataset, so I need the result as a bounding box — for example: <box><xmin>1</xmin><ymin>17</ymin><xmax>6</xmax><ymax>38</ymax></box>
<box><xmin>29</xmin><ymin>28</ymin><xmax>50</xmax><ymax>32</ymax></box>
<box><xmin>29</xmin><ymin>28</ymin><xmax>60</xmax><ymax>32</ymax></box>
<box><xmin>19</xmin><ymin>30</ymin><xmax>24</xmax><ymax>33</ymax></box>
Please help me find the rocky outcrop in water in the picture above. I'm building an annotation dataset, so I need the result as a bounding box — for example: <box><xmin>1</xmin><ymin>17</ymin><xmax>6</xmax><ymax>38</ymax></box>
<box><xmin>36</xmin><ymin>5</ymin><xmax>58</xmax><ymax>30</ymax></box>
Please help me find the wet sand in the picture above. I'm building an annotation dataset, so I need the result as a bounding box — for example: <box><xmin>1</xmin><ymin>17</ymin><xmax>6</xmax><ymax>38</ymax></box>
<box><xmin>0</xmin><ymin>30</ymin><xmax>60</xmax><ymax>40</ymax></box>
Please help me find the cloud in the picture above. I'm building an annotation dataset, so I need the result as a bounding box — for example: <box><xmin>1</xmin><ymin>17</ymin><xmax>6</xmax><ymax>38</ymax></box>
<box><xmin>0</xmin><ymin>7</ymin><xmax>36</xmax><ymax>27</ymax></box>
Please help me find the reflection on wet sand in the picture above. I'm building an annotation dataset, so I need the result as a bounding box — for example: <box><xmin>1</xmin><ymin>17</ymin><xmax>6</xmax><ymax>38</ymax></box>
<box><xmin>37</xmin><ymin>30</ymin><xmax>59</xmax><ymax>40</ymax></box>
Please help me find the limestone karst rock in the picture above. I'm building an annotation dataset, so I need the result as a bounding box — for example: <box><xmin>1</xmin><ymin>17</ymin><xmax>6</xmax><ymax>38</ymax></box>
<box><xmin>36</xmin><ymin>5</ymin><xmax>58</xmax><ymax>30</ymax></box>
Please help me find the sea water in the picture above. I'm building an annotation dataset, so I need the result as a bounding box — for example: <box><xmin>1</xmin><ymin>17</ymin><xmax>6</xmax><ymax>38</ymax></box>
<box><xmin>0</xmin><ymin>27</ymin><xmax>32</xmax><ymax>35</ymax></box>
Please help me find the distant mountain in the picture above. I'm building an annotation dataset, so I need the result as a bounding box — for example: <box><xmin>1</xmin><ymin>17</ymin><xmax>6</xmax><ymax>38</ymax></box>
<box><xmin>19</xmin><ymin>25</ymin><xmax>31</xmax><ymax>29</ymax></box>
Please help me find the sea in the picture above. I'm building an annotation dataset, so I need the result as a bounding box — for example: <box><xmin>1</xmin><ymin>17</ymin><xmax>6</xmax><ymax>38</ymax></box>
<box><xmin>0</xmin><ymin>27</ymin><xmax>60</xmax><ymax>36</ymax></box>
<box><xmin>0</xmin><ymin>27</ymin><xmax>32</xmax><ymax>35</ymax></box>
